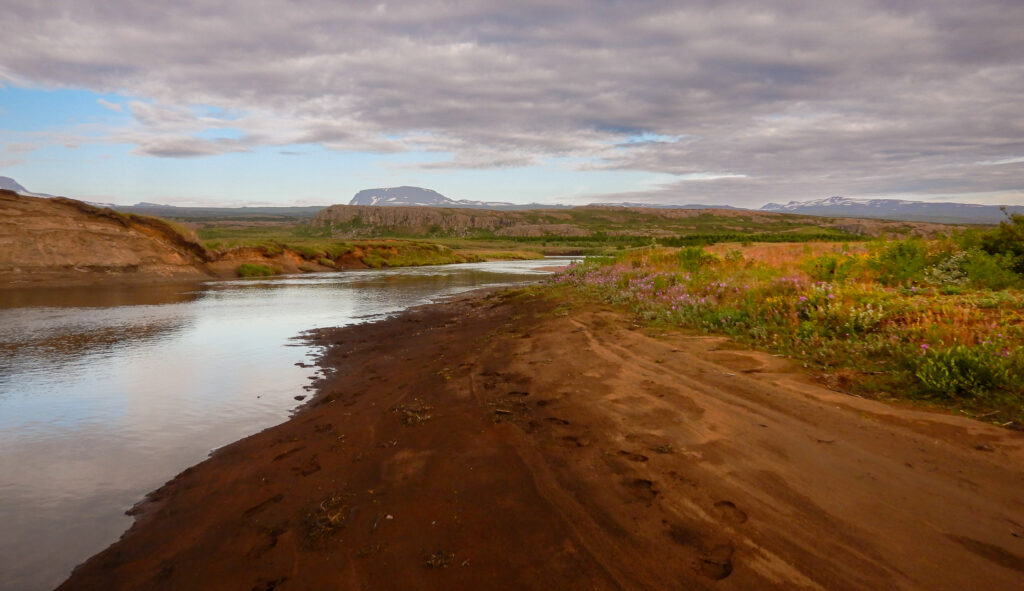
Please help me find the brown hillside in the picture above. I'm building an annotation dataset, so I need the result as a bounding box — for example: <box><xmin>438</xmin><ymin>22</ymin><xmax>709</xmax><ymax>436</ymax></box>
<box><xmin>0</xmin><ymin>190</ymin><xmax>212</xmax><ymax>287</ymax></box>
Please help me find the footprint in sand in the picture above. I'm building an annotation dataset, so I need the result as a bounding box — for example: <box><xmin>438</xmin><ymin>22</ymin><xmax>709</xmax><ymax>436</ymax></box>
<box><xmin>617</xmin><ymin>450</ymin><xmax>650</xmax><ymax>462</ymax></box>
<box><xmin>560</xmin><ymin>435</ymin><xmax>591</xmax><ymax>448</ymax></box>
<box><xmin>713</xmin><ymin>500</ymin><xmax>748</xmax><ymax>524</ymax></box>
<box><xmin>695</xmin><ymin>544</ymin><xmax>735</xmax><ymax>580</ymax></box>
<box><xmin>625</xmin><ymin>478</ymin><xmax>658</xmax><ymax>502</ymax></box>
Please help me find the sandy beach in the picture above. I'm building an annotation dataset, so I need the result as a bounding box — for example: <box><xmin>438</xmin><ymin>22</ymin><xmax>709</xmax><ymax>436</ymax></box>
<box><xmin>58</xmin><ymin>288</ymin><xmax>1024</xmax><ymax>590</ymax></box>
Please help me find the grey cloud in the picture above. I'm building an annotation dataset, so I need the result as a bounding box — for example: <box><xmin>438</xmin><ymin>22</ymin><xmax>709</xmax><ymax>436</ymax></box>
<box><xmin>1</xmin><ymin>0</ymin><xmax>1022</xmax><ymax>204</ymax></box>
<box><xmin>132</xmin><ymin>137</ymin><xmax>251</xmax><ymax>158</ymax></box>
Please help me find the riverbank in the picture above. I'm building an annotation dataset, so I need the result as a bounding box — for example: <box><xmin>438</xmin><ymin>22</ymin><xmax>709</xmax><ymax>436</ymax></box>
<box><xmin>1</xmin><ymin>189</ymin><xmax>541</xmax><ymax>289</ymax></box>
<box><xmin>59</xmin><ymin>288</ymin><xmax>1024</xmax><ymax>590</ymax></box>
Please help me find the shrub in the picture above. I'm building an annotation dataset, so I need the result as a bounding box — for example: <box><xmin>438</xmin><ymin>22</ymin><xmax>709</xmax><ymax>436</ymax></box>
<box><xmin>677</xmin><ymin>247</ymin><xmax>718</xmax><ymax>272</ymax></box>
<box><xmin>868</xmin><ymin>239</ymin><xmax>932</xmax><ymax>285</ymax></box>
<box><xmin>915</xmin><ymin>345</ymin><xmax>1009</xmax><ymax>398</ymax></box>
<box><xmin>801</xmin><ymin>254</ymin><xmax>859</xmax><ymax>282</ymax></box>
<box><xmin>980</xmin><ymin>211</ymin><xmax>1024</xmax><ymax>274</ymax></box>
<box><xmin>963</xmin><ymin>249</ymin><xmax>1019</xmax><ymax>289</ymax></box>
<box><xmin>924</xmin><ymin>251</ymin><xmax>969</xmax><ymax>286</ymax></box>
<box><xmin>237</xmin><ymin>263</ymin><xmax>279</xmax><ymax>277</ymax></box>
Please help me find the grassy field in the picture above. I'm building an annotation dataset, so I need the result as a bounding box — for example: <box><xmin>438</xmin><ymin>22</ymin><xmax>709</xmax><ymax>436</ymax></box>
<box><xmin>549</xmin><ymin>215</ymin><xmax>1024</xmax><ymax>424</ymax></box>
<box><xmin>192</xmin><ymin>206</ymin><xmax>884</xmax><ymax>262</ymax></box>
<box><xmin>196</xmin><ymin>225</ymin><xmax>549</xmax><ymax>262</ymax></box>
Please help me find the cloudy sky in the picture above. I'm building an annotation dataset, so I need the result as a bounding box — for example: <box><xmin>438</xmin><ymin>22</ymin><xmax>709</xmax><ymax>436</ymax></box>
<box><xmin>1</xmin><ymin>0</ymin><xmax>1022</xmax><ymax>207</ymax></box>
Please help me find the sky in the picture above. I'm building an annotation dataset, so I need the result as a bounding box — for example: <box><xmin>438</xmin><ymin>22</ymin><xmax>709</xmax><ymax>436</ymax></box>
<box><xmin>1</xmin><ymin>0</ymin><xmax>1022</xmax><ymax>207</ymax></box>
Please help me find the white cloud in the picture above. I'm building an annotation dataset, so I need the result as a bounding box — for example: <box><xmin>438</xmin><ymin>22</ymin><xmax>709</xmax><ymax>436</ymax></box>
<box><xmin>96</xmin><ymin>98</ymin><xmax>122</xmax><ymax>112</ymax></box>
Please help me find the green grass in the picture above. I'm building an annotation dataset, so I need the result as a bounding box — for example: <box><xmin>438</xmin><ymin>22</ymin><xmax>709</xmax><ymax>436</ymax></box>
<box><xmin>550</xmin><ymin>239</ymin><xmax>1024</xmax><ymax>425</ymax></box>
<box><xmin>356</xmin><ymin>242</ymin><xmax>481</xmax><ymax>268</ymax></box>
<box><xmin>237</xmin><ymin>263</ymin><xmax>280</xmax><ymax>277</ymax></box>
<box><xmin>195</xmin><ymin>202</ymin><xmax>929</xmax><ymax>262</ymax></box>
<box><xmin>196</xmin><ymin>225</ymin><xmax>491</xmax><ymax>266</ymax></box>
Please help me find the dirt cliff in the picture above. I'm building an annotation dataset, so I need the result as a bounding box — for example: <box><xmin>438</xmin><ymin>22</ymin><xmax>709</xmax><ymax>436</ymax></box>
<box><xmin>0</xmin><ymin>190</ymin><xmax>213</xmax><ymax>286</ymax></box>
<box><xmin>1</xmin><ymin>192</ymin><xmax>493</xmax><ymax>286</ymax></box>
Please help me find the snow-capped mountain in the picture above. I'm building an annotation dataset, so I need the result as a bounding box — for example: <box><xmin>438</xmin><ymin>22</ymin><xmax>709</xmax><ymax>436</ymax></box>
<box><xmin>589</xmin><ymin>202</ymin><xmax>739</xmax><ymax>210</ymax></box>
<box><xmin>349</xmin><ymin>187</ymin><xmax>745</xmax><ymax>211</ymax></box>
<box><xmin>0</xmin><ymin>176</ymin><xmax>57</xmax><ymax>198</ymax></box>
<box><xmin>348</xmin><ymin>186</ymin><xmax>565</xmax><ymax>210</ymax></box>
<box><xmin>0</xmin><ymin>176</ymin><xmax>56</xmax><ymax>197</ymax></box>
<box><xmin>0</xmin><ymin>176</ymin><xmax>30</xmax><ymax>194</ymax></box>
<box><xmin>761</xmin><ymin>196</ymin><xmax>1023</xmax><ymax>224</ymax></box>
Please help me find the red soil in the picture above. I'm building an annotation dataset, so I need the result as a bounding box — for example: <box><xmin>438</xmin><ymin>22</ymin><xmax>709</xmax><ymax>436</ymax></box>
<box><xmin>59</xmin><ymin>290</ymin><xmax>1024</xmax><ymax>590</ymax></box>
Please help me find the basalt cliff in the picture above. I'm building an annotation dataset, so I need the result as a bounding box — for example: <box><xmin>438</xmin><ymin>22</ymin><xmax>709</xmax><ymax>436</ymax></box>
<box><xmin>312</xmin><ymin>203</ymin><xmax>954</xmax><ymax>239</ymax></box>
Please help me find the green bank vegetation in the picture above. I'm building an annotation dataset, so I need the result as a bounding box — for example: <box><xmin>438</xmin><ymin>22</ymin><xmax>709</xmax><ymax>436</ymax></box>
<box><xmin>552</xmin><ymin>214</ymin><xmax>1024</xmax><ymax>424</ymax></box>
<box><xmin>237</xmin><ymin>263</ymin><xmax>280</xmax><ymax>277</ymax></box>
<box><xmin>197</xmin><ymin>225</ymin><xmax>547</xmax><ymax>262</ymax></box>
<box><xmin>194</xmin><ymin>211</ymin><xmax>876</xmax><ymax>261</ymax></box>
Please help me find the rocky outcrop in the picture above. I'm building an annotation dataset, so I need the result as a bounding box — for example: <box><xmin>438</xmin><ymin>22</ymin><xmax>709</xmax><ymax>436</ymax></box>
<box><xmin>315</xmin><ymin>204</ymin><xmax>527</xmax><ymax>236</ymax></box>
<box><xmin>495</xmin><ymin>224</ymin><xmax>590</xmax><ymax>237</ymax></box>
<box><xmin>825</xmin><ymin>218</ymin><xmax>952</xmax><ymax>238</ymax></box>
<box><xmin>315</xmin><ymin>205</ymin><xmax>600</xmax><ymax>237</ymax></box>
<box><xmin>314</xmin><ymin>202</ymin><xmax>956</xmax><ymax>239</ymax></box>
<box><xmin>0</xmin><ymin>190</ymin><xmax>213</xmax><ymax>286</ymax></box>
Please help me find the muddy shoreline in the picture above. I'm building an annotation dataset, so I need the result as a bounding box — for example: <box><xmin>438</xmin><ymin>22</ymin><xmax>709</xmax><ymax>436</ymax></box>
<box><xmin>59</xmin><ymin>288</ymin><xmax>1024</xmax><ymax>590</ymax></box>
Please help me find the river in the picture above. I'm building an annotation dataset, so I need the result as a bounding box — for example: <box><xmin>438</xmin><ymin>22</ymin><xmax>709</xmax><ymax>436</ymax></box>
<box><xmin>0</xmin><ymin>259</ymin><xmax>567</xmax><ymax>591</ymax></box>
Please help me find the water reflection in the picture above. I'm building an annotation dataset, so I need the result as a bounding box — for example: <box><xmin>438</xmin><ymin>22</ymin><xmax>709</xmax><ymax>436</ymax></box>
<box><xmin>0</xmin><ymin>281</ymin><xmax>203</xmax><ymax>309</ymax></box>
<box><xmin>0</xmin><ymin>318</ymin><xmax>189</xmax><ymax>380</ymax></box>
<box><xmin>0</xmin><ymin>259</ymin><xmax>567</xmax><ymax>591</ymax></box>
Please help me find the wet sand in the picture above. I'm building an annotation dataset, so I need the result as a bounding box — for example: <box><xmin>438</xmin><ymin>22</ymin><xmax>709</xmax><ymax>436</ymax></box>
<box><xmin>59</xmin><ymin>289</ymin><xmax>1024</xmax><ymax>590</ymax></box>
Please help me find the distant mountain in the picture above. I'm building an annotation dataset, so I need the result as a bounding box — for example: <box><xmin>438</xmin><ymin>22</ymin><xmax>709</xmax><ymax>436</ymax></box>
<box><xmin>761</xmin><ymin>196</ymin><xmax>1023</xmax><ymax>224</ymax></box>
<box><xmin>0</xmin><ymin>176</ymin><xmax>54</xmax><ymax>198</ymax></box>
<box><xmin>589</xmin><ymin>202</ymin><xmax>740</xmax><ymax>210</ymax></box>
<box><xmin>351</xmin><ymin>186</ymin><xmax>461</xmax><ymax>207</ymax></box>
<box><xmin>348</xmin><ymin>186</ymin><xmax>566</xmax><ymax>210</ymax></box>
<box><xmin>0</xmin><ymin>176</ymin><xmax>29</xmax><ymax>193</ymax></box>
<box><xmin>349</xmin><ymin>186</ymin><xmax>750</xmax><ymax>211</ymax></box>
<box><xmin>112</xmin><ymin>203</ymin><xmax>326</xmax><ymax>221</ymax></box>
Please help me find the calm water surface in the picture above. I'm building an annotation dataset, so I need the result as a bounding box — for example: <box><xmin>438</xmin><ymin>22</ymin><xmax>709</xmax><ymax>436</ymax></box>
<box><xmin>0</xmin><ymin>259</ymin><xmax>567</xmax><ymax>591</ymax></box>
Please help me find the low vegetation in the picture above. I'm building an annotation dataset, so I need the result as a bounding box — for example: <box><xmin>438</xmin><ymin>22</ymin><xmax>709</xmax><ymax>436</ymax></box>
<box><xmin>193</xmin><ymin>203</ymin><xmax>940</xmax><ymax>260</ymax></box>
<box><xmin>197</xmin><ymin>225</ymin><xmax>545</xmax><ymax>263</ymax></box>
<box><xmin>237</xmin><ymin>263</ymin><xmax>280</xmax><ymax>277</ymax></box>
<box><xmin>553</xmin><ymin>215</ymin><xmax>1024</xmax><ymax>424</ymax></box>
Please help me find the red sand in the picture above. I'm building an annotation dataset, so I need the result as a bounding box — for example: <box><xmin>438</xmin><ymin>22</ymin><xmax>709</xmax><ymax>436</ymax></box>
<box><xmin>59</xmin><ymin>290</ymin><xmax>1024</xmax><ymax>590</ymax></box>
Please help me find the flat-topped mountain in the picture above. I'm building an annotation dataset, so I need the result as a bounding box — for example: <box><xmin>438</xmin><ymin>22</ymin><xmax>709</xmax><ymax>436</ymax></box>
<box><xmin>349</xmin><ymin>186</ymin><xmax>566</xmax><ymax>210</ymax></box>
<box><xmin>351</xmin><ymin>186</ymin><xmax>465</xmax><ymax>207</ymax></box>
<box><xmin>762</xmin><ymin>196</ymin><xmax>1024</xmax><ymax>224</ymax></box>
<box><xmin>348</xmin><ymin>186</ymin><xmax>744</xmax><ymax>212</ymax></box>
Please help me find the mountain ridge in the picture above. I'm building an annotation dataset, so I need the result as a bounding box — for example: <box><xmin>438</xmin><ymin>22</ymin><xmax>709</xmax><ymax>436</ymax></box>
<box><xmin>4</xmin><ymin>175</ymin><xmax>1021</xmax><ymax>224</ymax></box>
<box><xmin>0</xmin><ymin>176</ymin><xmax>54</xmax><ymax>198</ymax></box>
<box><xmin>349</xmin><ymin>186</ymin><xmax>569</xmax><ymax>210</ymax></box>
<box><xmin>761</xmin><ymin>195</ymin><xmax>1023</xmax><ymax>224</ymax></box>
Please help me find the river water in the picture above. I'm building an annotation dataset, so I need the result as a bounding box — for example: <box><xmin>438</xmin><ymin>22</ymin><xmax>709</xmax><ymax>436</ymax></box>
<box><xmin>0</xmin><ymin>259</ymin><xmax>565</xmax><ymax>591</ymax></box>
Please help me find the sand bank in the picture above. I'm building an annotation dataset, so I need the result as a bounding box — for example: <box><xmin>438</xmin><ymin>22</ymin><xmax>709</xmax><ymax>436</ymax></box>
<box><xmin>59</xmin><ymin>289</ymin><xmax>1024</xmax><ymax>590</ymax></box>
